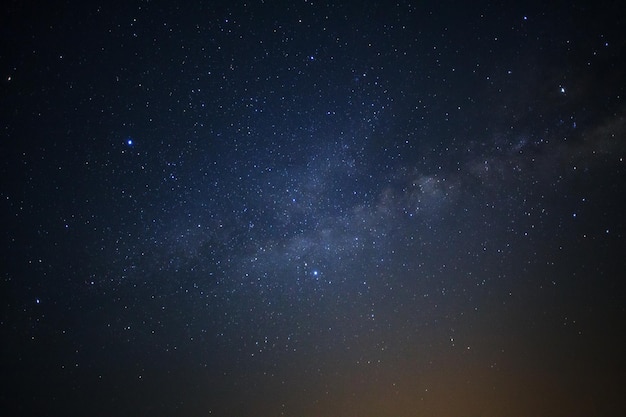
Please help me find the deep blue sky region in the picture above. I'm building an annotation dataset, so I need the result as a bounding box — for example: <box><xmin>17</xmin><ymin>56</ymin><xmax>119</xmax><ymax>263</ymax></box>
<box><xmin>1</xmin><ymin>1</ymin><xmax>625</xmax><ymax>416</ymax></box>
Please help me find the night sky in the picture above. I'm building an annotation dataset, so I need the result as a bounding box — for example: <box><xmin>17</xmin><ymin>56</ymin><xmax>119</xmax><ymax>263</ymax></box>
<box><xmin>1</xmin><ymin>1</ymin><xmax>625</xmax><ymax>416</ymax></box>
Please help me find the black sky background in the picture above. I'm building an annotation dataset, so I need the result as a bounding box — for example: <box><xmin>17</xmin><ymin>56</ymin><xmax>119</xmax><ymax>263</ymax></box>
<box><xmin>1</xmin><ymin>1</ymin><xmax>625</xmax><ymax>416</ymax></box>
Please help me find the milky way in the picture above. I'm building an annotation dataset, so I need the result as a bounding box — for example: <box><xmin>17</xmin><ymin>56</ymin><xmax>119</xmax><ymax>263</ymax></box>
<box><xmin>1</xmin><ymin>1</ymin><xmax>625</xmax><ymax>416</ymax></box>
